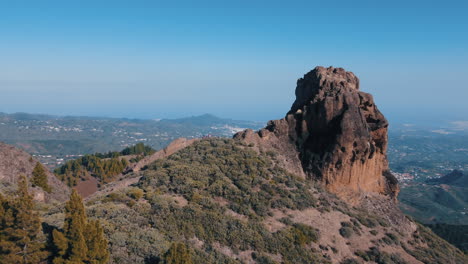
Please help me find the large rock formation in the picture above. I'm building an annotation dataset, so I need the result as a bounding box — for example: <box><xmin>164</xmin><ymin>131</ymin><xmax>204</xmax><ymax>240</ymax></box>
<box><xmin>235</xmin><ymin>66</ymin><xmax>398</xmax><ymax>201</ymax></box>
<box><xmin>0</xmin><ymin>142</ymin><xmax>69</xmax><ymax>202</ymax></box>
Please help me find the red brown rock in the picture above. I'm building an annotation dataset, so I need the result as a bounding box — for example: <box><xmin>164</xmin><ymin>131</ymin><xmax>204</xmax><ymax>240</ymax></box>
<box><xmin>235</xmin><ymin>66</ymin><xmax>399</xmax><ymax>201</ymax></box>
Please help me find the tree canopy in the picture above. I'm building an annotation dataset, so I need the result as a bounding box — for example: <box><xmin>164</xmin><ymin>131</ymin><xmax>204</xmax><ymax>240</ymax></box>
<box><xmin>54</xmin><ymin>143</ymin><xmax>155</xmax><ymax>187</ymax></box>
<box><xmin>53</xmin><ymin>189</ymin><xmax>109</xmax><ymax>264</ymax></box>
<box><xmin>0</xmin><ymin>175</ymin><xmax>48</xmax><ymax>263</ymax></box>
<box><xmin>32</xmin><ymin>162</ymin><xmax>52</xmax><ymax>193</ymax></box>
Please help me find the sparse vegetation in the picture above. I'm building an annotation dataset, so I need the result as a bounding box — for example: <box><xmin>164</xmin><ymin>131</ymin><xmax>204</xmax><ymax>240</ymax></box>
<box><xmin>381</xmin><ymin>232</ymin><xmax>399</xmax><ymax>245</ymax></box>
<box><xmin>351</xmin><ymin>211</ymin><xmax>381</xmax><ymax>228</ymax></box>
<box><xmin>340</xmin><ymin>258</ymin><xmax>362</xmax><ymax>264</ymax></box>
<box><xmin>35</xmin><ymin>138</ymin><xmax>467</xmax><ymax>263</ymax></box>
<box><xmin>405</xmin><ymin>223</ymin><xmax>467</xmax><ymax>264</ymax></box>
<box><xmin>81</xmin><ymin>139</ymin><xmax>328</xmax><ymax>263</ymax></box>
<box><xmin>139</xmin><ymin>139</ymin><xmax>317</xmax><ymax>216</ymax></box>
<box><xmin>355</xmin><ymin>247</ymin><xmax>407</xmax><ymax>264</ymax></box>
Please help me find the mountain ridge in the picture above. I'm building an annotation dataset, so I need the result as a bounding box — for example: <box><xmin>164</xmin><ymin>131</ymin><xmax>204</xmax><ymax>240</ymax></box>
<box><xmin>426</xmin><ymin>170</ymin><xmax>467</xmax><ymax>187</ymax></box>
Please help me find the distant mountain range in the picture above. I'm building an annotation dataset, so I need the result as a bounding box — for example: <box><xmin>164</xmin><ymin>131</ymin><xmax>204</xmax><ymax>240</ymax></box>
<box><xmin>426</xmin><ymin>170</ymin><xmax>468</xmax><ymax>187</ymax></box>
<box><xmin>0</xmin><ymin>112</ymin><xmax>263</xmax><ymax>168</ymax></box>
<box><xmin>399</xmin><ymin>170</ymin><xmax>468</xmax><ymax>253</ymax></box>
<box><xmin>399</xmin><ymin>170</ymin><xmax>468</xmax><ymax>225</ymax></box>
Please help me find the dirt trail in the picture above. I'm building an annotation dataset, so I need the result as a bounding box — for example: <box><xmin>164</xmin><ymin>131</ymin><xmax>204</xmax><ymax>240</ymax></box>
<box><xmin>85</xmin><ymin>137</ymin><xmax>198</xmax><ymax>200</ymax></box>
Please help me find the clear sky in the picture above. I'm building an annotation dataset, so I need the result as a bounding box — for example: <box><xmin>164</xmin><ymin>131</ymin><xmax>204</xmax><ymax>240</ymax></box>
<box><xmin>1</xmin><ymin>0</ymin><xmax>467</xmax><ymax>122</ymax></box>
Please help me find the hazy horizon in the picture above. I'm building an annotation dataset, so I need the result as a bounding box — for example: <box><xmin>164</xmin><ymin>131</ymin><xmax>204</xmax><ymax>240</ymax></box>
<box><xmin>1</xmin><ymin>1</ymin><xmax>467</xmax><ymax>123</ymax></box>
<box><xmin>1</xmin><ymin>109</ymin><xmax>467</xmax><ymax>129</ymax></box>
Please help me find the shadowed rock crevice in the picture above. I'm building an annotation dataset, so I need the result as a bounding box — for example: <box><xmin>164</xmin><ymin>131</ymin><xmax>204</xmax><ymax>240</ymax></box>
<box><xmin>235</xmin><ymin>66</ymin><xmax>399</xmax><ymax>201</ymax></box>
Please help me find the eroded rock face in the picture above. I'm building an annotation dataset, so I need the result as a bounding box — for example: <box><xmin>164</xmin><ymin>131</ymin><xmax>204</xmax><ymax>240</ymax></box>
<box><xmin>235</xmin><ymin>66</ymin><xmax>399</xmax><ymax>200</ymax></box>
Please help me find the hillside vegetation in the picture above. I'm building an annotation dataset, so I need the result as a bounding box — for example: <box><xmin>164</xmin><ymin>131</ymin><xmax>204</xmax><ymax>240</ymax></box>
<box><xmin>399</xmin><ymin>183</ymin><xmax>468</xmax><ymax>225</ymax></box>
<box><xmin>399</xmin><ymin>170</ymin><xmax>468</xmax><ymax>227</ymax></box>
<box><xmin>425</xmin><ymin>223</ymin><xmax>468</xmax><ymax>254</ymax></box>
<box><xmin>0</xmin><ymin>177</ymin><xmax>109</xmax><ymax>264</ymax></box>
<box><xmin>54</xmin><ymin>143</ymin><xmax>155</xmax><ymax>187</ymax></box>
<box><xmin>42</xmin><ymin>138</ymin><xmax>466</xmax><ymax>264</ymax></box>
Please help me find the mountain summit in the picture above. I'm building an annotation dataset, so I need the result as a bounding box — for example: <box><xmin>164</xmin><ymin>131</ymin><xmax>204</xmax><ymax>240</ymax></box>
<box><xmin>236</xmin><ymin>66</ymin><xmax>398</xmax><ymax>202</ymax></box>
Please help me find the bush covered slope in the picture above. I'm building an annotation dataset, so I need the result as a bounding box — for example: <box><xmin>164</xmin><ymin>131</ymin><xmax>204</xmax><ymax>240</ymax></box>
<box><xmin>44</xmin><ymin>139</ymin><xmax>467</xmax><ymax>263</ymax></box>
<box><xmin>54</xmin><ymin>143</ymin><xmax>155</xmax><ymax>187</ymax></box>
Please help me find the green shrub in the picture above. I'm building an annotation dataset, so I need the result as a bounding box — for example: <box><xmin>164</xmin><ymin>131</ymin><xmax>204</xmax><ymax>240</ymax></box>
<box><xmin>340</xmin><ymin>258</ymin><xmax>362</xmax><ymax>264</ymax></box>
<box><xmin>339</xmin><ymin>222</ymin><xmax>355</xmax><ymax>238</ymax></box>
<box><xmin>340</xmin><ymin>226</ymin><xmax>353</xmax><ymax>238</ymax></box>
<box><xmin>382</xmin><ymin>233</ymin><xmax>399</xmax><ymax>245</ymax></box>
<box><xmin>353</xmin><ymin>212</ymin><xmax>379</xmax><ymax>228</ymax></box>
<box><xmin>355</xmin><ymin>247</ymin><xmax>408</xmax><ymax>264</ymax></box>
<box><xmin>164</xmin><ymin>242</ymin><xmax>193</xmax><ymax>264</ymax></box>
<box><xmin>291</xmin><ymin>223</ymin><xmax>319</xmax><ymax>246</ymax></box>
<box><xmin>32</xmin><ymin>162</ymin><xmax>52</xmax><ymax>193</ymax></box>
<box><xmin>127</xmin><ymin>188</ymin><xmax>144</xmax><ymax>200</ymax></box>
<box><xmin>251</xmin><ymin>252</ymin><xmax>277</xmax><ymax>264</ymax></box>
<box><xmin>355</xmin><ymin>250</ymin><xmax>370</xmax><ymax>261</ymax></box>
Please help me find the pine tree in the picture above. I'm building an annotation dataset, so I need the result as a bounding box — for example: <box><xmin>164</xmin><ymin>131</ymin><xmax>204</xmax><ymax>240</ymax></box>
<box><xmin>32</xmin><ymin>162</ymin><xmax>52</xmax><ymax>193</ymax></box>
<box><xmin>0</xmin><ymin>193</ymin><xmax>21</xmax><ymax>264</ymax></box>
<box><xmin>53</xmin><ymin>189</ymin><xmax>87</xmax><ymax>263</ymax></box>
<box><xmin>53</xmin><ymin>190</ymin><xmax>109</xmax><ymax>264</ymax></box>
<box><xmin>52</xmin><ymin>229</ymin><xmax>68</xmax><ymax>257</ymax></box>
<box><xmin>84</xmin><ymin>220</ymin><xmax>109</xmax><ymax>264</ymax></box>
<box><xmin>0</xmin><ymin>175</ymin><xmax>48</xmax><ymax>264</ymax></box>
<box><xmin>164</xmin><ymin>242</ymin><xmax>193</xmax><ymax>264</ymax></box>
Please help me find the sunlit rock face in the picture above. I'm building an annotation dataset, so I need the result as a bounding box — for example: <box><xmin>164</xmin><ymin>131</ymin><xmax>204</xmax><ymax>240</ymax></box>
<box><xmin>235</xmin><ymin>66</ymin><xmax>399</xmax><ymax>201</ymax></box>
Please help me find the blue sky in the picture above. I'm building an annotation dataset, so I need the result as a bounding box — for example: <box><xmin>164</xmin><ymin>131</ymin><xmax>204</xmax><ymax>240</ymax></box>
<box><xmin>0</xmin><ymin>0</ymin><xmax>467</xmax><ymax>122</ymax></box>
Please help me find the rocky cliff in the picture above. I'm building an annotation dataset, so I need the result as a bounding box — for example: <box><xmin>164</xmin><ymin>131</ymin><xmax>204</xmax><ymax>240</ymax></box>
<box><xmin>0</xmin><ymin>142</ymin><xmax>69</xmax><ymax>202</ymax></box>
<box><xmin>235</xmin><ymin>66</ymin><xmax>398</xmax><ymax>201</ymax></box>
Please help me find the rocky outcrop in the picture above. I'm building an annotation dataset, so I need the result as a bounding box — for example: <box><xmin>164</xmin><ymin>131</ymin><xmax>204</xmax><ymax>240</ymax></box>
<box><xmin>235</xmin><ymin>66</ymin><xmax>399</xmax><ymax>201</ymax></box>
<box><xmin>0</xmin><ymin>142</ymin><xmax>69</xmax><ymax>202</ymax></box>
